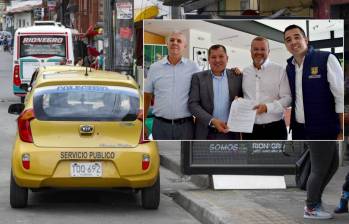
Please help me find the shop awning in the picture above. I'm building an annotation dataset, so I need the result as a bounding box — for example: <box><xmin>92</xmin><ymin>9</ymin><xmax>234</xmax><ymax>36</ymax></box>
<box><xmin>134</xmin><ymin>5</ymin><xmax>159</xmax><ymax>22</ymax></box>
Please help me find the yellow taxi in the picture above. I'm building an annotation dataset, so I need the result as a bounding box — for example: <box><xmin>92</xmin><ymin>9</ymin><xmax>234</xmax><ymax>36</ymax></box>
<box><xmin>8</xmin><ymin>66</ymin><xmax>160</xmax><ymax>209</ymax></box>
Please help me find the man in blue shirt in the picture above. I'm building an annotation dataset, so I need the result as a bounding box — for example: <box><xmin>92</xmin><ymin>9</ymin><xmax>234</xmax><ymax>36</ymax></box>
<box><xmin>144</xmin><ymin>32</ymin><xmax>200</xmax><ymax>140</ymax></box>
<box><xmin>188</xmin><ymin>44</ymin><xmax>242</xmax><ymax>140</ymax></box>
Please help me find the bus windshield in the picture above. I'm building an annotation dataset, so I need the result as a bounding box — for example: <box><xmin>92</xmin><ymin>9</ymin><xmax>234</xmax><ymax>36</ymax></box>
<box><xmin>20</xmin><ymin>35</ymin><xmax>66</xmax><ymax>57</ymax></box>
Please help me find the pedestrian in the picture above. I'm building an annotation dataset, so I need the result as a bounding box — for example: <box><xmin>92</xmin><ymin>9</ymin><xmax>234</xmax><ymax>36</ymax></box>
<box><xmin>144</xmin><ymin>31</ymin><xmax>200</xmax><ymax>140</ymax></box>
<box><xmin>334</xmin><ymin>172</ymin><xmax>349</xmax><ymax>213</ymax></box>
<box><xmin>242</xmin><ymin>36</ymin><xmax>291</xmax><ymax>140</ymax></box>
<box><xmin>75</xmin><ymin>57</ymin><xmax>83</xmax><ymax>66</ymax></box>
<box><xmin>83</xmin><ymin>55</ymin><xmax>95</xmax><ymax>67</ymax></box>
<box><xmin>188</xmin><ymin>44</ymin><xmax>242</xmax><ymax>140</ymax></box>
<box><xmin>97</xmin><ymin>50</ymin><xmax>104</xmax><ymax>70</ymax></box>
<box><xmin>283</xmin><ymin>24</ymin><xmax>344</xmax><ymax>140</ymax></box>
<box><xmin>284</xmin><ymin>24</ymin><xmax>340</xmax><ymax>219</ymax></box>
<box><xmin>3</xmin><ymin>36</ymin><xmax>8</xmax><ymax>51</ymax></box>
<box><xmin>334</xmin><ymin>111</ymin><xmax>349</xmax><ymax>214</ymax></box>
<box><xmin>302</xmin><ymin>142</ymin><xmax>339</xmax><ymax>219</ymax></box>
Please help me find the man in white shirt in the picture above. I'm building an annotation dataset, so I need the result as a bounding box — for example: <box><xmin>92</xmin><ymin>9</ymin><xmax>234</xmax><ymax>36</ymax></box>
<box><xmin>284</xmin><ymin>24</ymin><xmax>344</xmax><ymax>140</ymax></box>
<box><xmin>242</xmin><ymin>36</ymin><xmax>291</xmax><ymax>140</ymax></box>
<box><xmin>284</xmin><ymin>24</ymin><xmax>342</xmax><ymax>220</ymax></box>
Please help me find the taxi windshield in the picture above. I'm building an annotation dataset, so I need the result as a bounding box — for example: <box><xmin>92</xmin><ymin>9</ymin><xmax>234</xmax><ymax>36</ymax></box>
<box><xmin>33</xmin><ymin>85</ymin><xmax>140</xmax><ymax>121</ymax></box>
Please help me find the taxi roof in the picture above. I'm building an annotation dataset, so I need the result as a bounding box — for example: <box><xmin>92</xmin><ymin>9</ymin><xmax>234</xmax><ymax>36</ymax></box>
<box><xmin>33</xmin><ymin>65</ymin><xmax>139</xmax><ymax>89</ymax></box>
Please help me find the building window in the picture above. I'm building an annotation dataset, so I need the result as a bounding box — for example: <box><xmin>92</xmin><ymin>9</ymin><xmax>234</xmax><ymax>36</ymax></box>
<box><xmin>218</xmin><ymin>0</ymin><xmax>225</xmax><ymax>16</ymax></box>
<box><xmin>240</xmin><ymin>0</ymin><xmax>250</xmax><ymax>10</ymax></box>
<box><xmin>144</xmin><ymin>45</ymin><xmax>168</xmax><ymax>77</ymax></box>
<box><xmin>84</xmin><ymin>0</ymin><xmax>87</xmax><ymax>15</ymax></box>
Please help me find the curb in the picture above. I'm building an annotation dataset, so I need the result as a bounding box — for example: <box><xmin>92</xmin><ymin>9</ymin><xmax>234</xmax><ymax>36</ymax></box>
<box><xmin>174</xmin><ymin>190</ymin><xmax>233</xmax><ymax>224</ymax></box>
<box><xmin>159</xmin><ymin>154</ymin><xmax>182</xmax><ymax>176</ymax></box>
<box><xmin>160</xmin><ymin>154</ymin><xmax>210</xmax><ymax>188</ymax></box>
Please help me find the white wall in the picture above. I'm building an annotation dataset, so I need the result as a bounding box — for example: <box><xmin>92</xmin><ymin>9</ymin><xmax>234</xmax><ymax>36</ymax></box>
<box><xmin>227</xmin><ymin>46</ymin><xmax>291</xmax><ymax>70</ymax></box>
<box><xmin>225</xmin><ymin>46</ymin><xmax>251</xmax><ymax>69</ymax></box>
<box><xmin>179</xmin><ymin>29</ymin><xmax>212</xmax><ymax>59</ymax></box>
<box><xmin>14</xmin><ymin>12</ymin><xmax>32</xmax><ymax>30</ymax></box>
<box><xmin>183</xmin><ymin>28</ymin><xmax>252</xmax><ymax>71</ymax></box>
<box><xmin>188</xmin><ymin>29</ymin><xmax>211</xmax><ymax>60</ymax></box>
<box><xmin>173</xmin><ymin>27</ymin><xmax>290</xmax><ymax>71</ymax></box>
<box><xmin>179</xmin><ymin>29</ymin><xmax>212</xmax><ymax>71</ymax></box>
<box><xmin>268</xmin><ymin>47</ymin><xmax>292</xmax><ymax>68</ymax></box>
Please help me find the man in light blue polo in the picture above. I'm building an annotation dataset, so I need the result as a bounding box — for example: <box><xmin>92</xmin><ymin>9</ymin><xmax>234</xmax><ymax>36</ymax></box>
<box><xmin>144</xmin><ymin>32</ymin><xmax>200</xmax><ymax>140</ymax></box>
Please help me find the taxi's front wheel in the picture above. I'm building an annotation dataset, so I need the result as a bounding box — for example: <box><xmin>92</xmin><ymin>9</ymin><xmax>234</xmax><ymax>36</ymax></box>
<box><xmin>141</xmin><ymin>175</ymin><xmax>160</xmax><ymax>209</ymax></box>
<box><xmin>10</xmin><ymin>174</ymin><xmax>28</xmax><ymax>208</ymax></box>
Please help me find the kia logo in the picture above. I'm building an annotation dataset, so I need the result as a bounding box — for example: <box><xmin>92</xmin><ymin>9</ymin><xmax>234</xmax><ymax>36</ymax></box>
<box><xmin>80</xmin><ymin>125</ymin><xmax>94</xmax><ymax>134</ymax></box>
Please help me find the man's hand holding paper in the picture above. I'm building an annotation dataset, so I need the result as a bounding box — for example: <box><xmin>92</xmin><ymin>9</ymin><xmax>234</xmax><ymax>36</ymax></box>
<box><xmin>227</xmin><ymin>98</ymin><xmax>256</xmax><ymax>133</ymax></box>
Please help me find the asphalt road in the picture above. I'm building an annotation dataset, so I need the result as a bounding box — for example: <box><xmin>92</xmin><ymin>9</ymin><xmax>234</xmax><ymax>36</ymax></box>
<box><xmin>0</xmin><ymin>49</ymin><xmax>200</xmax><ymax>224</ymax></box>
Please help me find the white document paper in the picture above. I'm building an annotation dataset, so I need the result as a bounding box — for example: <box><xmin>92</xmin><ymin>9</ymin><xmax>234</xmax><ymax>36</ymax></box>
<box><xmin>227</xmin><ymin>98</ymin><xmax>256</xmax><ymax>133</ymax></box>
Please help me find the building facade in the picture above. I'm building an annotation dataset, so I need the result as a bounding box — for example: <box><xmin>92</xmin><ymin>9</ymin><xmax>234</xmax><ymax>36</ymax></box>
<box><xmin>161</xmin><ymin>0</ymin><xmax>349</xmax><ymax>18</ymax></box>
<box><xmin>0</xmin><ymin>0</ymin><xmax>10</xmax><ymax>30</ymax></box>
<box><xmin>4</xmin><ymin>0</ymin><xmax>43</xmax><ymax>34</ymax></box>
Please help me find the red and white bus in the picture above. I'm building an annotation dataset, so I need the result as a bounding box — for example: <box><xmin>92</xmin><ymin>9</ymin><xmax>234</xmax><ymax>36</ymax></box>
<box><xmin>12</xmin><ymin>21</ymin><xmax>77</xmax><ymax>101</ymax></box>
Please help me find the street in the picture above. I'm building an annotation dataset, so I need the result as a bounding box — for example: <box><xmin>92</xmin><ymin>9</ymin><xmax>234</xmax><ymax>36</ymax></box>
<box><xmin>0</xmin><ymin>50</ymin><xmax>200</xmax><ymax>224</ymax></box>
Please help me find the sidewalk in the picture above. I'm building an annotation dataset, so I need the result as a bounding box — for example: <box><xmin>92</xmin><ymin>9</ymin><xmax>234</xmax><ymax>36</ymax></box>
<box><xmin>158</xmin><ymin>141</ymin><xmax>349</xmax><ymax>224</ymax></box>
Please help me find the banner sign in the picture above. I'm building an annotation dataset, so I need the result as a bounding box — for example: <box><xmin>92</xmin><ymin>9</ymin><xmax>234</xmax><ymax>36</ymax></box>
<box><xmin>116</xmin><ymin>2</ymin><xmax>133</xmax><ymax>19</ymax></box>
<box><xmin>47</xmin><ymin>0</ymin><xmax>56</xmax><ymax>11</ymax></box>
<box><xmin>181</xmin><ymin>141</ymin><xmax>305</xmax><ymax>175</ymax></box>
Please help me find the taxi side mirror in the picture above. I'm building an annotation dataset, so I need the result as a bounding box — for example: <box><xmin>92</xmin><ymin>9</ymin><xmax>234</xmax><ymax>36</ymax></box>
<box><xmin>8</xmin><ymin>104</ymin><xmax>24</xmax><ymax>115</ymax></box>
<box><xmin>20</xmin><ymin>83</ymin><xmax>30</xmax><ymax>92</ymax></box>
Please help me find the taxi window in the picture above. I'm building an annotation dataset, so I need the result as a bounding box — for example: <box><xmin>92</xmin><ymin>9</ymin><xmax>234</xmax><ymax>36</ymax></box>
<box><xmin>33</xmin><ymin>85</ymin><xmax>140</xmax><ymax>121</ymax></box>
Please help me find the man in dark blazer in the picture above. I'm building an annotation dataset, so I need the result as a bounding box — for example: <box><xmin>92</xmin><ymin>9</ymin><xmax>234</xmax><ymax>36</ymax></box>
<box><xmin>189</xmin><ymin>44</ymin><xmax>242</xmax><ymax>140</ymax></box>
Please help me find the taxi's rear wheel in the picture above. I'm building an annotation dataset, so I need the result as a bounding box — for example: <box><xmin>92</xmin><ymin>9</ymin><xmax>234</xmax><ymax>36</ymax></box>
<box><xmin>141</xmin><ymin>175</ymin><xmax>160</xmax><ymax>209</ymax></box>
<box><xmin>10</xmin><ymin>174</ymin><xmax>28</xmax><ymax>208</ymax></box>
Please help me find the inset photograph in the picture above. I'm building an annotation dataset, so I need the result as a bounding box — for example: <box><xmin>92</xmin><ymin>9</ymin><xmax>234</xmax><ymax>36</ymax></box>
<box><xmin>143</xmin><ymin>19</ymin><xmax>344</xmax><ymax>141</ymax></box>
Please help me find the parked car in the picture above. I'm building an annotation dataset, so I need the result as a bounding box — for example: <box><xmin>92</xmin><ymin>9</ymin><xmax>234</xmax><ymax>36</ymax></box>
<box><xmin>8</xmin><ymin>65</ymin><xmax>160</xmax><ymax>209</ymax></box>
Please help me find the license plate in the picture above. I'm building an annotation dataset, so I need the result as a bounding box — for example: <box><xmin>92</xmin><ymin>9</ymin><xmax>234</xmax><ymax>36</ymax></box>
<box><xmin>71</xmin><ymin>162</ymin><xmax>102</xmax><ymax>177</ymax></box>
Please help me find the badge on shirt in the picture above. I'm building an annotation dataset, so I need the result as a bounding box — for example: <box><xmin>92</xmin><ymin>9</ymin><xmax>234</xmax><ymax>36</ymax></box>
<box><xmin>308</xmin><ymin>66</ymin><xmax>321</xmax><ymax>79</ymax></box>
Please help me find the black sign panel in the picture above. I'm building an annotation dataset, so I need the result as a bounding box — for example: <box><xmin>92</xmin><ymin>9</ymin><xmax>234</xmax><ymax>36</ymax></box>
<box><xmin>20</xmin><ymin>35</ymin><xmax>66</xmax><ymax>58</ymax></box>
<box><xmin>182</xmin><ymin>141</ymin><xmax>305</xmax><ymax>175</ymax></box>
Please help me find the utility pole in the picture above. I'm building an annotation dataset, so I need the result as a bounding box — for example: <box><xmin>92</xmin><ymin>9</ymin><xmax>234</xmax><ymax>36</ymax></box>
<box><xmin>103</xmin><ymin>0</ymin><xmax>114</xmax><ymax>71</ymax></box>
<box><xmin>114</xmin><ymin>0</ymin><xmax>134</xmax><ymax>75</ymax></box>
<box><xmin>171</xmin><ymin>6</ymin><xmax>182</xmax><ymax>19</ymax></box>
